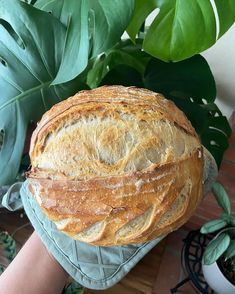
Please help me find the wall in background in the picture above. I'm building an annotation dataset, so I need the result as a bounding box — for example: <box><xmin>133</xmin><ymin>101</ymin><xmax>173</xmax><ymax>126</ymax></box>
<box><xmin>202</xmin><ymin>24</ymin><xmax>235</xmax><ymax>119</ymax></box>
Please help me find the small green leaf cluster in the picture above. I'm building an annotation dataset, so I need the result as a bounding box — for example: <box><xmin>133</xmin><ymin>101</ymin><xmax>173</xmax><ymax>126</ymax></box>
<box><xmin>0</xmin><ymin>231</ymin><xmax>17</xmax><ymax>274</ymax></box>
<box><xmin>201</xmin><ymin>182</ymin><xmax>235</xmax><ymax>266</ymax></box>
<box><xmin>62</xmin><ymin>280</ymin><xmax>84</xmax><ymax>294</ymax></box>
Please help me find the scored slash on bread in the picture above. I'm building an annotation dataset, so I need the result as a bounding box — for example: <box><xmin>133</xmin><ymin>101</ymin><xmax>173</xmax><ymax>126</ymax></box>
<box><xmin>27</xmin><ymin>86</ymin><xmax>203</xmax><ymax>246</ymax></box>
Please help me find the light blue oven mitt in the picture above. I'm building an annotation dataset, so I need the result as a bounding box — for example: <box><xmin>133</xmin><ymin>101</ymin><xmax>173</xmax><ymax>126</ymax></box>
<box><xmin>2</xmin><ymin>147</ymin><xmax>217</xmax><ymax>290</ymax></box>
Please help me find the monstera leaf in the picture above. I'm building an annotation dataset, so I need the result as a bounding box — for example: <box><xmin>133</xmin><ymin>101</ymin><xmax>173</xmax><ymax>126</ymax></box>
<box><xmin>35</xmin><ymin>0</ymin><xmax>135</xmax><ymax>84</ymax></box>
<box><xmin>0</xmin><ymin>0</ymin><xmax>85</xmax><ymax>185</ymax></box>
<box><xmin>127</xmin><ymin>0</ymin><xmax>235</xmax><ymax>61</ymax></box>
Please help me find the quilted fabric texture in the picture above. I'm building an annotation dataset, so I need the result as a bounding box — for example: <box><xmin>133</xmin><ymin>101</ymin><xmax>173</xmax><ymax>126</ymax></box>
<box><xmin>20</xmin><ymin>181</ymin><xmax>162</xmax><ymax>290</ymax></box>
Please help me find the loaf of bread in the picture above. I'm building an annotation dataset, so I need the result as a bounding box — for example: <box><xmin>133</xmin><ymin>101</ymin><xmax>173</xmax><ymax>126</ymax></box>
<box><xmin>27</xmin><ymin>86</ymin><xmax>203</xmax><ymax>246</ymax></box>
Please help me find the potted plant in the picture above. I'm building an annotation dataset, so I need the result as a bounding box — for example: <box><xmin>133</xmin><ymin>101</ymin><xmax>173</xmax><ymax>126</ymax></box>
<box><xmin>201</xmin><ymin>182</ymin><xmax>235</xmax><ymax>294</ymax></box>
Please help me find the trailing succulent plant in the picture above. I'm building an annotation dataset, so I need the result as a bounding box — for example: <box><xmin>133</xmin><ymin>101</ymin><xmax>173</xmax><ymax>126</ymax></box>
<box><xmin>0</xmin><ymin>231</ymin><xmax>17</xmax><ymax>273</ymax></box>
<box><xmin>201</xmin><ymin>182</ymin><xmax>235</xmax><ymax>281</ymax></box>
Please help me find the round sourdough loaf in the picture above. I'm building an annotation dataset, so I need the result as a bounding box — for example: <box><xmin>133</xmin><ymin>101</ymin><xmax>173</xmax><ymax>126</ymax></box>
<box><xmin>28</xmin><ymin>86</ymin><xmax>203</xmax><ymax>246</ymax></box>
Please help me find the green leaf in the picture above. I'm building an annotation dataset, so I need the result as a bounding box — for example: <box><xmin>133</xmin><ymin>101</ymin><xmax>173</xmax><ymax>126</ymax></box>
<box><xmin>203</xmin><ymin>233</ymin><xmax>230</xmax><ymax>265</ymax></box>
<box><xmin>127</xmin><ymin>0</ymin><xmax>235</xmax><ymax>62</ymax></box>
<box><xmin>221</xmin><ymin>212</ymin><xmax>231</xmax><ymax>223</ymax></box>
<box><xmin>35</xmin><ymin>0</ymin><xmax>89</xmax><ymax>85</ymax></box>
<box><xmin>215</xmin><ymin>0</ymin><xmax>235</xmax><ymax>38</ymax></box>
<box><xmin>200</xmin><ymin>104</ymin><xmax>231</xmax><ymax>166</ymax></box>
<box><xmin>127</xmin><ymin>0</ymin><xmax>158</xmax><ymax>42</ymax></box>
<box><xmin>228</xmin><ymin>216</ymin><xmax>235</xmax><ymax>226</ymax></box>
<box><xmin>0</xmin><ymin>232</ymin><xmax>16</xmax><ymax>262</ymax></box>
<box><xmin>62</xmin><ymin>280</ymin><xmax>84</xmax><ymax>294</ymax></box>
<box><xmin>212</xmin><ymin>182</ymin><xmax>231</xmax><ymax>215</ymax></box>
<box><xmin>225</xmin><ymin>240</ymin><xmax>235</xmax><ymax>261</ymax></box>
<box><xmin>0</xmin><ymin>0</ymin><xmax>85</xmax><ymax>185</ymax></box>
<box><xmin>144</xmin><ymin>55</ymin><xmax>216</xmax><ymax>102</ymax></box>
<box><xmin>200</xmin><ymin>219</ymin><xmax>227</xmax><ymax>234</ymax></box>
<box><xmin>143</xmin><ymin>55</ymin><xmax>231</xmax><ymax>166</ymax></box>
<box><xmin>100</xmin><ymin>64</ymin><xmax>144</xmax><ymax>88</ymax></box>
<box><xmin>87</xmin><ymin>40</ymin><xmax>150</xmax><ymax>88</ymax></box>
<box><xmin>0</xmin><ymin>264</ymin><xmax>5</xmax><ymax>274</ymax></box>
<box><xmin>35</xmin><ymin>0</ymin><xmax>135</xmax><ymax>84</ymax></box>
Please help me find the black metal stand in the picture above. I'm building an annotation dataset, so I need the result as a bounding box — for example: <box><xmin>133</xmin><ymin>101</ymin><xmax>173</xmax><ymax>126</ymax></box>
<box><xmin>170</xmin><ymin>230</ymin><xmax>215</xmax><ymax>294</ymax></box>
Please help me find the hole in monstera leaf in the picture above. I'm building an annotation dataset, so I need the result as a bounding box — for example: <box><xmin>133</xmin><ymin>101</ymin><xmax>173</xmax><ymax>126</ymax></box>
<box><xmin>202</xmin><ymin>98</ymin><xmax>207</xmax><ymax>104</ymax></box>
<box><xmin>213</xmin><ymin>110</ymin><xmax>221</xmax><ymax>117</ymax></box>
<box><xmin>209</xmin><ymin>126</ymin><xmax>228</xmax><ymax>137</ymax></box>
<box><xmin>210</xmin><ymin>140</ymin><xmax>220</xmax><ymax>147</ymax></box>
<box><xmin>98</xmin><ymin>53</ymin><xmax>106</xmax><ymax>61</ymax></box>
<box><xmin>0</xmin><ymin>130</ymin><xmax>4</xmax><ymax>152</ymax></box>
<box><xmin>0</xmin><ymin>57</ymin><xmax>7</xmax><ymax>67</ymax></box>
<box><xmin>0</xmin><ymin>19</ymin><xmax>25</xmax><ymax>50</ymax></box>
<box><xmin>146</xmin><ymin>8</ymin><xmax>160</xmax><ymax>27</ymax></box>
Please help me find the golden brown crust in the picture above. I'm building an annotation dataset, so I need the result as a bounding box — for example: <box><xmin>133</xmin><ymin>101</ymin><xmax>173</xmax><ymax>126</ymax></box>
<box><xmin>30</xmin><ymin>86</ymin><xmax>197</xmax><ymax>164</ymax></box>
<box><xmin>27</xmin><ymin>85</ymin><xmax>204</xmax><ymax>246</ymax></box>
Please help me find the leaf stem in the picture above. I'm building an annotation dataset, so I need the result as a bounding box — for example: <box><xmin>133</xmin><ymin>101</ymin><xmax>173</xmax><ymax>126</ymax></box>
<box><xmin>0</xmin><ymin>81</ymin><xmax>52</xmax><ymax>111</ymax></box>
